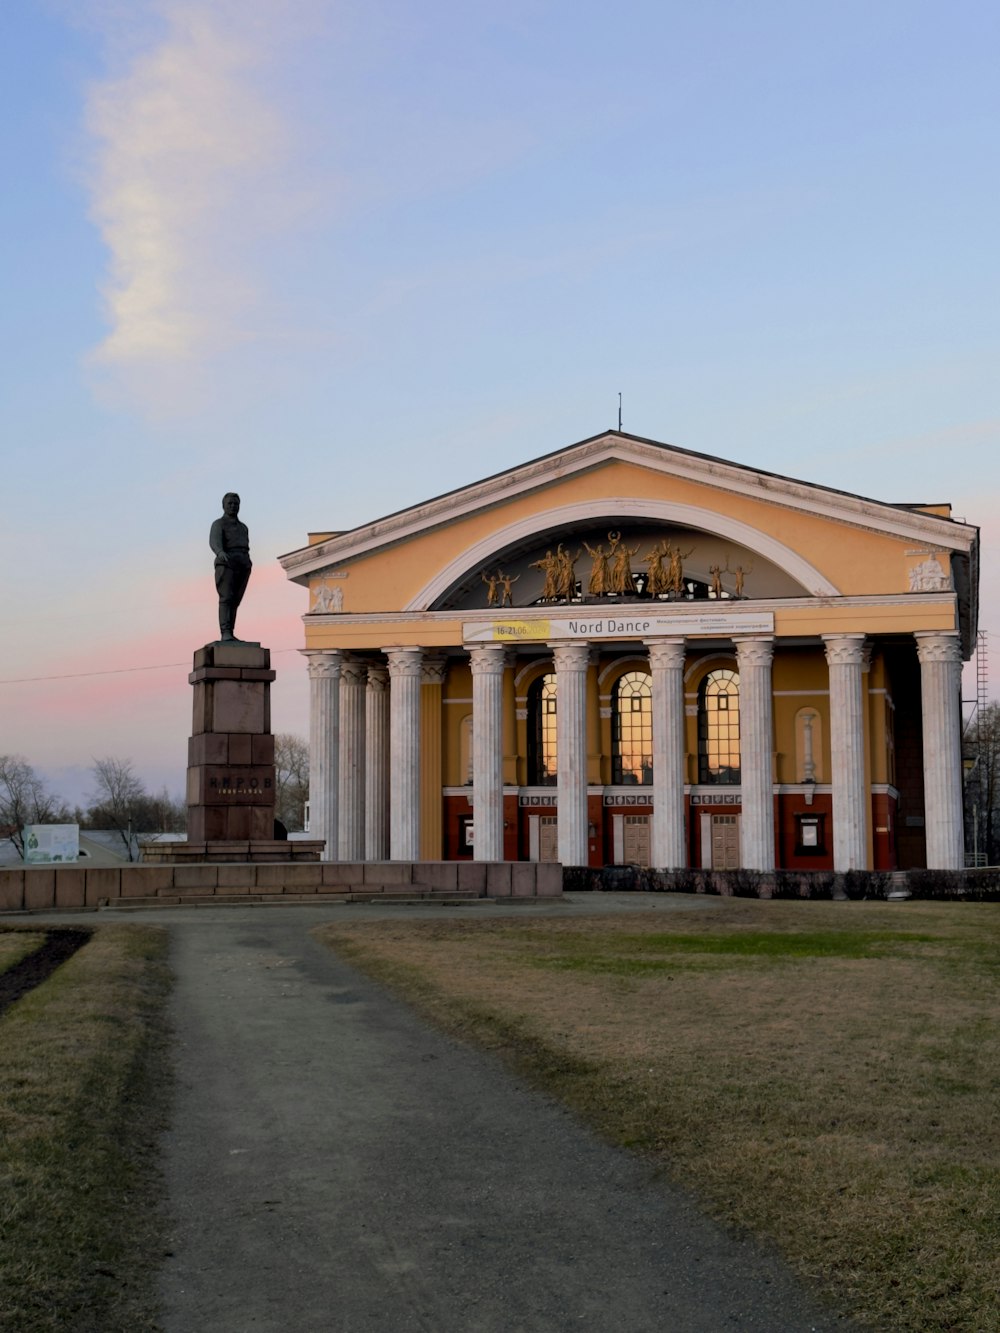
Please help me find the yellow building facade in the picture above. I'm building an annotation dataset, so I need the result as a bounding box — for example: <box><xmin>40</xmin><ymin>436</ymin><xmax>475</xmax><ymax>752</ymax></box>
<box><xmin>279</xmin><ymin>430</ymin><xmax>978</xmax><ymax>871</ymax></box>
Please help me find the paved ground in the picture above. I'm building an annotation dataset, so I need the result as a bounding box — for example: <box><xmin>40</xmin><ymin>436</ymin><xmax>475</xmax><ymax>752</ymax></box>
<box><xmin>12</xmin><ymin>895</ymin><xmax>854</xmax><ymax>1330</ymax></box>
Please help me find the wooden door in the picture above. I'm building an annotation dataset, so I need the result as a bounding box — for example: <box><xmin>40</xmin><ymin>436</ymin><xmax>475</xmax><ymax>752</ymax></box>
<box><xmin>623</xmin><ymin>815</ymin><xmax>650</xmax><ymax>867</ymax></box>
<box><xmin>711</xmin><ymin>814</ymin><xmax>740</xmax><ymax>869</ymax></box>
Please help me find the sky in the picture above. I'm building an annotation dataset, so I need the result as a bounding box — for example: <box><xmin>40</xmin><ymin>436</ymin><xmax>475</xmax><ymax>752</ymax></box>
<box><xmin>2</xmin><ymin>0</ymin><xmax>998</xmax><ymax>807</ymax></box>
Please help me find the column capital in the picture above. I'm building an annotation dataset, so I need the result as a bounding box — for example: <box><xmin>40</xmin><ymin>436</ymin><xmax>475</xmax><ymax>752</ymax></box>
<box><xmin>340</xmin><ymin>655</ymin><xmax>368</xmax><ymax>686</ymax></box>
<box><xmin>822</xmin><ymin>633</ymin><xmax>868</xmax><ymax>667</ymax></box>
<box><xmin>304</xmin><ymin>650</ymin><xmax>343</xmax><ymax>680</ymax></box>
<box><xmin>422</xmin><ymin>653</ymin><xmax>448</xmax><ymax>685</ymax></box>
<box><xmin>914</xmin><ymin>632</ymin><xmax>963</xmax><ymax>666</ymax></box>
<box><xmin>469</xmin><ymin>644</ymin><xmax>509</xmax><ymax>675</ymax></box>
<box><xmin>646</xmin><ymin>638</ymin><xmax>686</xmax><ymax>670</ymax></box>
<box><xmin>366</xmin><ymin>663</ymin><xmax>389</xmax><ymax>692</ymax></box>
<box><xmin>383</xmin><ymin>646</ymin><xmax>425</xmax><ymax>677</ymax></box>
<box><xmin>550</xmin><ymin>641</ymin><xmax>592</xmax><ymax>671</ymax></box>
<box><xmin>734</xmin><ymin>635</ymin><xmax>774</xmax><ymax>668</ymax></box>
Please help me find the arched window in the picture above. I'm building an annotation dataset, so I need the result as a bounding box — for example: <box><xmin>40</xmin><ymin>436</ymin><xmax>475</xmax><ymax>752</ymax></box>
<box><xmin>612</xmin><ymin>670</ymin><xmax>652</xmax><ymax>785</ymax></box>
<box><xmin>527</xmin><ymin>673</ymin><xmax>558</xmax><ymax>785</ymax></box>
<box><xmin>698</xmin><ymin>668</ymin><xmax>740</xmax><ymax>784</ymax></box>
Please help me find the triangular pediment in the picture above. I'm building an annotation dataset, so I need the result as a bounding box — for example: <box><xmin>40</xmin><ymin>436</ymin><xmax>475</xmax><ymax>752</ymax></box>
<box><xmin>280</xmin><ymin>430</ymin><xmax>977</xmax><ymax>595</ymax></box>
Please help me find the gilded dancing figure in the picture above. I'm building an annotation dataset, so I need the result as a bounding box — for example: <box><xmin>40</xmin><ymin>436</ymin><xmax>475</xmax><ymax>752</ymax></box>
<box><xmin>610</xmin><ymin>538</ymin><xmax>640</xmax><ymax>595</ymax></box>
<box><xmin>556</xmin><ymin>545</ymin><xmax>581</xmax><ymax>599</ymax></box>
<box><xmin>727</xmin><ymin>560</ymin><xmax>753</xmax><ymax>597</ymax></box>
<box><xmin>499</xmin><ymin>570</ymin><xmax>519</xmax><ymax>606</ymax></box>
<box><xmin>482</xmin><ymin>570</ymin><xmax>500</xmax><ymax>606</ymax></box>
<box><xmin>667</xmin><ymin>542</ymin><xmax>694</xmax><ymax>597</ymax></box>
<box><xmin>530</xmin><ymin>549</ymin><xmax>560</xmax><ymax>600</ymax></box>
<box><xmin>643</xmin><ymin>539</ymin><xmax>671</xmax><ymax>598</ymax></box>
<box><xmin>583</xmin><ymin>539</ymin><xmax>612</xmax><ymax>595</ymax></box>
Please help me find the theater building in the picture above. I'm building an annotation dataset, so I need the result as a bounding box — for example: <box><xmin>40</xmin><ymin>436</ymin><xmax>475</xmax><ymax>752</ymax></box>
<box><xmin>279</xmin><ymin>430</ymin><xmax>978</xmax><ymax>871</ymax></box>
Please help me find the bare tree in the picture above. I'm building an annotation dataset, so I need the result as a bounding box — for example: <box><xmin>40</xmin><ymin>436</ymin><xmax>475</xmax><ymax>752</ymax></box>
<box><xmin>87</xmin><ymin>757</ymin><xmax>149</xmax><ymax>860</ymax></box>
<box><xmin>0</xmin><ymin>755</ymin><xmax>67</xmax><ymax>858</ymax></box>
<box><xmin>146</xmin><ymin>786</ymin><xmax>187</xmax><ymax>833</ymax></box>
<box><xmin>274</xmin><ymin>733</ymin><xmax>309</xmax><ymax>832</ymax></box>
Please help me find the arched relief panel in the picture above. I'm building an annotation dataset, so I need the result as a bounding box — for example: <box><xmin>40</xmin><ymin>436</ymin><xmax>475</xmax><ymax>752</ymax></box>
<box><xmin>409</xmin><ymin>499</ymin><xmax>840</xmax><ymax>611</ymax></box>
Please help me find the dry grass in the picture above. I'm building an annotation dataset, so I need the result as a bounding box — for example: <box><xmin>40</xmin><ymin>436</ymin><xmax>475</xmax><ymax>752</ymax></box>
<box><xmin>0</xmin><ymin>924</ymin><xmax>171</xmax><ymax>1332</ymax></box>
<box><xmin>317</xmin><ymin>899</ymin><xmax>1000</xmax><ymax>1332</ymax></box>
<box><xmin>0</xmin><ymin>928</ymin><xmax>47</xmax><ymax>975</ymax></box>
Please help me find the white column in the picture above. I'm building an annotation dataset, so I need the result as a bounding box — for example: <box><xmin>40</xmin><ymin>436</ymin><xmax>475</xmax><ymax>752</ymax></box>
<box><xmin>385</xmin><ymin>647</ymin><xmax>423</xmax><ymax>860</ymax></box>
<box><xmin>365</xmin><ymin>664</ymin><xmax>390</xmax><ymax>861</ymax></box>
<box><xmin>823</xmin><ymin>634</ymin><xmax>869</xmax><ymax>871</ymax></box>
<box><xmin>552</xmin><ymin>642</ymin><xmax>590</xmax><ymax>867</ymax></box>
<box><xmin>421</xmin><ymin>656</ymin><xmax>447</xmax><ymax>860</ymax></box>
<box><xmin>305</xmin><ymin>650</ymin><xmax>342</xmax><ymax>861</ymax></box>
<box><xmin>469</xmin><ymin>645</ymin><xmax>507</xmax><ymax>861</ymax></box>
<box><xmin>338</xmin><ymin>657</ymin><xmax>367</xmax><ymax>860</ymax></box>
<box><xmin>735</xmin><ymin>637</ymin><xmax>775</xmax><ymax>871</ymax></box>
<box><xmin>647</xmin><ymin>638</ymin><xmax>687</xmax><ymax>868</ymax></box>
<box><xmin>915</xmin><ymin>632</ymin><xmax>965</xmax><ymax>869</ymax></box>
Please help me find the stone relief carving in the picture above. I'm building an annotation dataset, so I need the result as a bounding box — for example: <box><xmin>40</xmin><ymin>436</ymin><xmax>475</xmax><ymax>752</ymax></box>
<box><xmin>908</xmin><ymin>556</ymin><xmax>952</xmax><ymax>592</ymax></box>
<box><xmin>312</xmin><ymin>582</ymin><xmax>344</xmax><ymax>613</ymax></box>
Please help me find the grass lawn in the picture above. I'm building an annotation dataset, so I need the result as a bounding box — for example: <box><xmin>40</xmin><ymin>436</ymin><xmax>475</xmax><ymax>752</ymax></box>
<box><xmin>0</xmin><ymin>929</ymin><xmax>48</xmax><ymax>975</ymax></box>
<box><xmin>0</xmin><ymin>924</ymin><xmax>171</xmax><ymax>1333</ymax></box>
<box><xmin>317</xmin><ymin>898</ymin><xmax>1000</xmax><ymax>1333</ymax></box>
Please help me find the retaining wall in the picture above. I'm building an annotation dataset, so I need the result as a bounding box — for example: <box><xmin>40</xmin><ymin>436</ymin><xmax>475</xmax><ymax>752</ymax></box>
<box><xmin>0</xmin><ymin>860</ymin><xmax>564</xmax><ymax>912</ymax></box>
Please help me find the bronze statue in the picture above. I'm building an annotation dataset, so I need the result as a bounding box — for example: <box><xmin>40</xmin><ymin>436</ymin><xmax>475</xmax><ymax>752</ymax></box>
<box><xmin>499</xmin><ymin>570</ymin><xmax>519</xmax><ymax>607</ymax></box>
<box><xmin>556</xmin><ymin>545</ymin><xmax>581</xmax><ymax>599</ymax></box>
<box><xmin>727</xmin><ymin>560</ymin><xmax>753</xmax><ymax>597</ymax></box>
<box><xmin>709</xmin><ymin>563</ymin><xmax>724</xmax><ymax>599</ymax></box>
<box><xmin>210</xmin><ymin>493</ymin><xmax>252</xmax><ymax>642</ymax></box>
<box><xmin>643</xmin><ymin>540</ymin><xmax>671</xmax><ymax>598</ymax></box>
<box><xmin>530</xmin><ymin>549</ymin><xmax>560</xmax><ymax>600</ymax></box>
<box><xmin>610</xmin><ymin>538</ymin><xmax>640</xmax><ymax>595</ymax></box>
<box><xmin>667</xmin><ymin>542</ymin><xmax>694</xmax><ymax>597</ymax></box>
<box><xmin>583</xmin><ymin>540</ymin><xmax>611</xmax><ymax>595</ymax></box>
<box><xmin>482</xmin><ymin>570</ymin><xmax>500</xmax><ymax>606</ymax></box>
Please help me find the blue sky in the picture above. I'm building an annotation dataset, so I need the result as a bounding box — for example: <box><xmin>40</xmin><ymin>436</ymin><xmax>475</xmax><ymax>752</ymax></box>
<box><xmin>2</xmin><ymin>0</ymin><xmax>998</xmax><ymax>805</ymax></box>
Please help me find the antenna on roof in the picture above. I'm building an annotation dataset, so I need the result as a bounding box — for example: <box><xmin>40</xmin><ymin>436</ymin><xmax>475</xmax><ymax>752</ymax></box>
<box><xmin>618</xmin><ymin>392</ymin><xmax>622</xmax><ymax>432</ymax></box>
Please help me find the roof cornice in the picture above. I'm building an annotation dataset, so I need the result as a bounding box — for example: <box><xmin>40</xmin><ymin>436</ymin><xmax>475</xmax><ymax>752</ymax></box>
<box><xmin>279</xmin><ymin>431</ymin><xmax>978</xmax><ymax>584</ymax></box>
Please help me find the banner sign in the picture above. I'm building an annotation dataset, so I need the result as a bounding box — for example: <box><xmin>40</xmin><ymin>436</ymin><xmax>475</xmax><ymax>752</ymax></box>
<box><xmin>24</xmin><ymin>824</ymin><xmax>80</xmax><ymax>863</ymax></box>
<box><xmin>464</xmin><ymin>611</ymin><xmax>774</xmax><ymax>643</ymax></box>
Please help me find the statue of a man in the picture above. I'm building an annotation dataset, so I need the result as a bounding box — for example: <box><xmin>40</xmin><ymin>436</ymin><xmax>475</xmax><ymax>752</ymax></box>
<box><xmin>210</xmin><ymin>493</ymin><xmax>252</xmax><ymax>642</ymax></box>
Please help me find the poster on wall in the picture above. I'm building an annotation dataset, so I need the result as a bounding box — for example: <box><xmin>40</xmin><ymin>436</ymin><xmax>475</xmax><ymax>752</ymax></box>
<box><xmin>23</xmin><ymin>824</ymin><xmax>80</xmax><ymax>863</ymax></box>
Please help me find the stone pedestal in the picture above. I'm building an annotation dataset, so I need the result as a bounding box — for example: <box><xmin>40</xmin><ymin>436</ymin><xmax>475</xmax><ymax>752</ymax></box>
<box><xmin>186</xmin><ymin>643</ymin><xmax>277</xmax><ymax>843</ymax></box>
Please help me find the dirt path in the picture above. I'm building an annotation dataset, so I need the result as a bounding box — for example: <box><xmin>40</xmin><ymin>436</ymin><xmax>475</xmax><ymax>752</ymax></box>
<box><xmin>157</xmin><ymin>904</ymin><xmax>849</xmax><ymax>1332</ymax></box>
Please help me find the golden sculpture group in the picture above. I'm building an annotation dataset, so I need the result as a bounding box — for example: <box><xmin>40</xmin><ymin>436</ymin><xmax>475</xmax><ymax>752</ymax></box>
<box><xmin>482</xmin><ymin>534</ymin><xmax>753</xmax><ymax>607</ymax></box>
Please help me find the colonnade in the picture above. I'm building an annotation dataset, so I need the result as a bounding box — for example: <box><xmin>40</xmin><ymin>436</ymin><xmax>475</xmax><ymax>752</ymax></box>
<box><xmin>304</xmin><ymin>631</ymin><xmax>965</xmax><ymax>870</ymax></box>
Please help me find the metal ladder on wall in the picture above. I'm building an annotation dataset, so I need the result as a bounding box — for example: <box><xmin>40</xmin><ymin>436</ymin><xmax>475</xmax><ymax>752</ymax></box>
<box><xmin>965</xmin><ymin>631</ymin><xmax>989</xmax><ymax>866</ymax></box>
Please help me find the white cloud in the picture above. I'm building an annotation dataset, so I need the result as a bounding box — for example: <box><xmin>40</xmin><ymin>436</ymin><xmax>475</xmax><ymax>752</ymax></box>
<box><xmin>84</xmin><ymin>2</ymin><xmax>295</xmax><ymax>369</ymax></box>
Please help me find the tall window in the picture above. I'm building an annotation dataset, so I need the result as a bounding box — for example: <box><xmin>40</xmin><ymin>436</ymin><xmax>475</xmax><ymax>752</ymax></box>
<box><xmin>698</xmin><ymin>668</ymin><xmax>740</xmax><ymax>784</ymax></box>
<box><xmin>527</xmin><ymin>673</ymin><xmax>558</xmax><ymax>785</ymax></box>
<box><xmin>612</xmin><ymin>670</ymin><xmax>652</xmax><ymax>784</ymax></box>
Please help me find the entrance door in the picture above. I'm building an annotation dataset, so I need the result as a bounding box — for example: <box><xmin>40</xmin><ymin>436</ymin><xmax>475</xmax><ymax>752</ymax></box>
<box><xmin>710</xmin><ymin>814</ymin><xmax>740</xmax><ymax>869</ymax></box>
<box><xmin>623</xmin><ymin>815</ymin><xmax>651</xmax><ymax>867</ymax></box>
<box><xmin>539</xmin><ymin>815</ymin><xmax>559</xmax><ymax>862</ymax></box>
